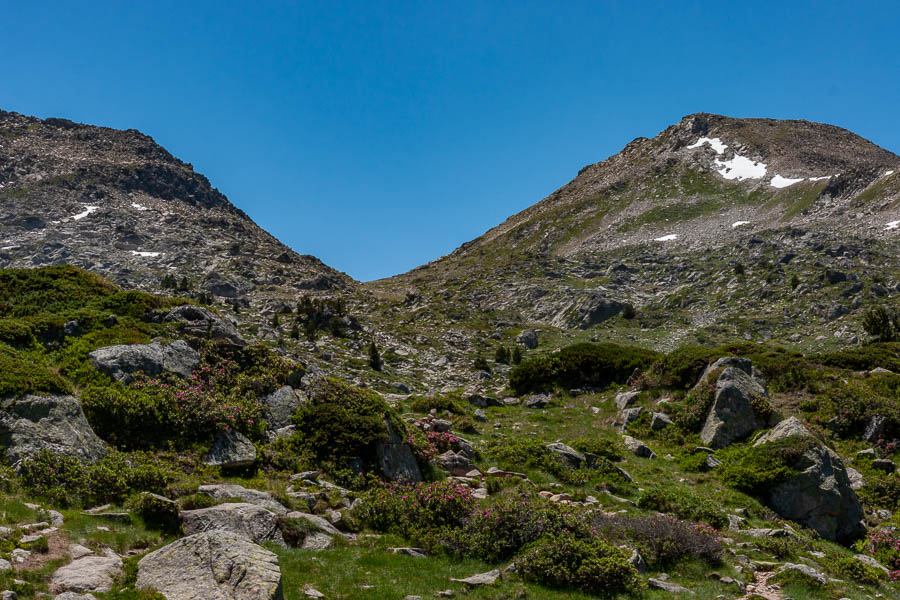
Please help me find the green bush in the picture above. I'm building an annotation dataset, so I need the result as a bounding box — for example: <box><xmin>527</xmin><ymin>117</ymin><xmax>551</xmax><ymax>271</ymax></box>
<box><xmin>130</xmin><ymin>492</ymin><xmax>180</xmax><ymax>532</ymax></box>
<box><xmin>509</xmin><ymin>342</ymin><xmax>660</xmax><ymax>395</ymax></box>
<box><xmin>0</xmin><ymin>344</ymin><xmax>71</xmax><ymax>398</ymax></box>
<box><xmin>570</xmin><ymin>436</ymin><xmax>625</xmax><ymax>462</ymax></box>
<box><xmin>357</xmin><ymin>480</ymin><xmax>475</xmax><ymax>547</ymax></box>
<box><xmin>19</xmin><ymin>449</ymin><xmax>173</xmax><ymax>507</ymax></box>
<box><xmin>408</xmin><ymin>394</ymin><xmax>467</xmax><ymax>415</ymax></box>
<box><xmin>718</xmin><ymin>437</ymin><xmax>819</xmax><ymax>497</ymax></box>
<box><xmin>518</xmin><ymin>535</ymin><xmax>640</xmax><ymax>593</ymax></box>
<box><xmin>446</xmin><ymin>494</ymin><xmax>590</xmax><ymax>562</ymax></box>
<box><xmin>637</xmin><ymin>486</ymin><xmax>728</xmax><ymax>529</ymax></box>
<box><xmin>294</xmin><ymin>378</ymin><xmax>404</xmax><ymax>472</ymax></box>
<box><xmin>649</xmin><ymin>345</ymin><xmax>718</xmax><ymax>389</ymax></box>
<box><xmin>826</xmin><ymin>557</ymin><xmax>883</xmax><ymax>585</ymax></box>
<box><xmin>859</xmin><ymin>474</ymin><xmax>900</xmax><ymax>512</ymax></box>
<box><xmin>814</xmin><ymin>342</ymin><xmax>900</xmax><ymax>372</ymax></box>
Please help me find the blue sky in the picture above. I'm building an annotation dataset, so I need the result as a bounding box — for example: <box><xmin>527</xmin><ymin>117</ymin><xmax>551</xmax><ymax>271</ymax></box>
<box><xmin>2</xmin><ymin>1</ymin><xmax>898</xmax><ymax>281</ymax></box>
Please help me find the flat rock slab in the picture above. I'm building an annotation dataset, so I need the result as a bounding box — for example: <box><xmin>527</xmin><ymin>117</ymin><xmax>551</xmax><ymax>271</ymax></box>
<box><xmin>51</xmin><ymin>555</ymin><xmax>123</xmax><ymax>594</ymax></box>
<box><xmin>136</xmin><ymin>530</ymin><xmax>282</xmax><ymax>600</ymax></box>
<box><xmin>451</xmin><ymin>569</ymin><xmax>500</xmax><ymax>586</ymax></box>
<box><xmin>198</xmin><ymin>484</ymin><xmax>288</xmax><ymax>515</ymax></box>
<box><xmin>648</xmin><ymin>578</ymin><xmax>694</xmax><ymax>594</ymax></box>
<box><xmin>181</xmin><ymin>502</ymin><xmax>285</xmax><ymax>546</ymax></box>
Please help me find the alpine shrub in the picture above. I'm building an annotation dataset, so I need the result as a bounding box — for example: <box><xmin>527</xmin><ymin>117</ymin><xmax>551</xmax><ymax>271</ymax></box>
<box><xmin>518</xmin><ymin>535</ymin><xmax>640</xmax><ymax>593</ymax></box>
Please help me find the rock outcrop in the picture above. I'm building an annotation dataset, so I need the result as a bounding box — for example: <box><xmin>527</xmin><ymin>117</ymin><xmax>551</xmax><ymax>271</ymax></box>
<box><xmin>136</xmin><ymin>530</ymin><xmax>283</xmax><ymax>600</ymax></box>
<box><xmin>197</xmin><ymin>484</ymin><xmax>289</xmax><ymax>515</ymax></box>
<box><xmin>698</xmin><ymin>358</ymin><xmax>777</xmax><ymax>449</ymax></box>
<box><xmin>50</xmin><ymin>555</ymin><xmax>123</xmax><ymax>595</ymax></box>
<box><xmin>263</xmin><ymin>386</ymin><xmax>307</xmax><ymax>430</ymax></box>
<box><xmin>181</xmin><ymin>502</ymin><xmax>285</xmax><ymax>546</ymax></box>
<box><xmin>163</xmin><ymin>305</ymin><xmax>246</xmax><ymax>346</ymax></box>
<box><xmin>87</xmin><ymin>340</ymin><xmax>200</xmax><ymax>384</ymax></box>
<box><xmin>753</xmin><ymin>417</ymin><xmax>865</xmax><ymax>543</ymax></box>
<box><xmin>0</xmin><ymin>394</ymin><xmax>106</xmax><ymax>465</ymax></box>
<box><xmin>375</xmin><ymin>418</ymin><xmax>422</xmax><ymax>482</ymax></box>
<box><xmin>205</xmin><ymin>430</ymin><xmax>257</xmax><ymax>468</ymax></box>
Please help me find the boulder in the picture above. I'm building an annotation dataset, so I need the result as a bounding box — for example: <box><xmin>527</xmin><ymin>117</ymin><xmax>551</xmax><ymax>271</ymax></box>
<box><xmin>375</xmin><ymin>417</ymin><xmax>422</xmax><ymax>482</ymax></box>
<box><xmin>263</xmin><ymin>386</ymin><xmax>307</xmax><ymax>430</ymax></box>
<box><xmin>523</xmin><ymin>393</ymin><xmax>550</xmax><ymax>409</ymax></box>
<box><xmin>205</xmin><ymin>430</ymin><xmax>256</xmax><ymax>468</ymax></box>
<box><xmin>181</xmin><ymin>502</ymin><xmax>285</xmax><ymax>546</ymax></box>
<box><xmin>615</xmin><ymin>391</ymin><xmax>640</xmax><ymax>411</ymax></box>
<box><xmin>777</xmin><ymin>563</ymin><xmax>827</xmax><ymax>585</ymax></box>
<box><xmin>197</xmin><ymin>484</ymin><xmax>288</xmax><ymax>515</ymax></box>
<box><xmin>516</xmin><ymin>329</ymin><xmax>539</xmax><ymax>349</ymax></box>
<box><xmin>0</xmin><ymin>394</ymin><xmax>106</xmax><ymax>466</ymax></box>
<box><xmin>282</xmin><ymin>512</ymin><xmax>345</xmax><ymax>538</ymax></box>
<box><xmin>87</xmin><ymin>340</ymin><xmax>200</xmax><ymax>384</ymax></box>
<box><xmin>621</xmin><ymin>406</ymin><xmax>642</xmax><ymax>428</ymax></box>
<box><xmin>623</xmin><ymin>435</ymin><xmax>656</xmax><ymax>459</ymax></box>
<box><xmin>699</xmin><ymin>362</ymin><xmax>776</xmax><ymax>449</ymax></box>
<box><xmin>433</xmin><ymin>450</ymin><xmax>475</xmax><ymax>476</ymax></box>
<box><xmin>545</xmin><ymin>442</ymin><xmax>585</xmax><ymax>468</ymax></box>
<box><xmin>136</xmin><ymin>531</ymin><xmax>282</xmax><ymax>600</ymax></box>
<box><xmin>54</xmin><ymin>593</ymin><xmax>99</xmax><ymax>600</ymax></box>
<box><xmin>50</xmin><ymin>555</ymin><xmax>123</xmax><ymax>594</ymax></box>
<box><xmin>754</xmin><ymin>417</ymin><xmax>865</xmax><ymax>543</ymax></box>
<box><xmin>651</xmin><ymin>412</ymin><xmax>673</xmax><ymax>430</ymax></box>
<box><xmin>862</xmin><ymin>415</ymin><xmax>886</xmax><ymax>443</ymax></box>
<box><xmin>450</xmin><ymin>569</ymin><xmax>500</xmax><ymax>586</ymax></box>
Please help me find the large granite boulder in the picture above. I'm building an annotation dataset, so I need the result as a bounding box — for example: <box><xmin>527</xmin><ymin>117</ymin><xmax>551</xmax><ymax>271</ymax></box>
<box><xmin>546</xmin><ymin>442</ymin><xmax>585</xmax><ymax>468</ymax></box>
<box><xmin>698</xmin><ymin>358</ymin><xmax>778</xmax><ymax>449</ymax></box>
<box><xmin>0</xmin><ymin>394</ymin><xmax>106</xmax><ymax>466</ymax></box>
<box><xmin>181</xmin><ymin>502</ymin><xmax>285</xmax><ymax>546</ymax></box>
<box><xmin>163</xmin><ymin>305</ymin><xmax>246</xmax><ymax>346</ymax></box>
<box><xmin>136</xmin><ymin>530</ymin><xmax>283</xmax><ymax>600</ymax></box>
<box><xmin>205</xmin><ymin>430</ymin><xmax>257</xmax><ymax>468</ymax></box>
<box><xmin>263</xmin><ymin>386</ymin><xmax>307</xmax><ymax>430</ymax></box>
<box><xmin>375</xmin><ymin>417</ymin><xmax>422</xmax><ymax>482</ymax></box>
<box><xmin>50</xmin><ymin>555</ymin><xmax>123</xmax><ymax>594</ymax></box>
<box><xmin>753</xmin><ymin>417</ymin><xmax>865</xmax><ymax>544</ymax></box>
<box><xmin>87</xmin><ymin>340</ymin><xmax>200</xmax><ymax>384</ymax></box>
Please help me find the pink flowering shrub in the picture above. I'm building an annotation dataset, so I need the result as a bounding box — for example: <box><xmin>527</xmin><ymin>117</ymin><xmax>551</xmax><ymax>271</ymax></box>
<box><xmin>867</xmin><ymin>528</ymin><xmax>900</xmax><ymax>582</ymax></box>
<box><xmin>356</xmin><ymin>480</ymin><xmax>475</xmax><ymax>542</ymax></box>
<box><xmin>82</xmin><ymin>343</ymin><xmax>289</xmax><ymax>448</ymax></box>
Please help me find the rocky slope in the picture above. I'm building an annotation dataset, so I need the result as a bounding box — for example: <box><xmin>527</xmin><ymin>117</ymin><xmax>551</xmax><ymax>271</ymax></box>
<box><xmin>0</xmin><ymin>109</ymin><xmax>352</xmax><ymax>305</ymax></box>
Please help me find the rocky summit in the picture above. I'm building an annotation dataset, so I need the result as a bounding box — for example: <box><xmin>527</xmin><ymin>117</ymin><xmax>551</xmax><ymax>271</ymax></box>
<box><xmin>0</xmin><ymin>109</ymin><xmax>898</xmax><ymax>599</ymax></box>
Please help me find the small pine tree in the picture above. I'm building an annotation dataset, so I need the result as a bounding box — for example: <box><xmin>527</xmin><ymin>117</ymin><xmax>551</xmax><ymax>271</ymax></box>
<box><xmin>289</xmin><ymin>323</ymin><xmax>300</xmax><ymax>339</ymax></box>
<box><xmin>734</xmin><ymin>263</ymin><xmax>745</xmax><ymax>276</ymax></box>
<box><xmin>790</xmin><ymin>274</ymin><xmax>800</xmax><ymax>289</ymax></box>
<box><xmin>862</xmin><ymin>305</ymin><xmax>900</xmax><ymax>342</ymax></box>
<box><xmin>271</xmin><ymin>313</ymin><xmax>281</xmax><ymax>328</ymax></box>
<box><xmin>512</xmin><ymin>346</ymin><xmax>523</xmax><ymax>365</ymax></box>
<box><xmin>495</xmin><ymin>346</ymin><xmax>510</xmax><ymax>364</ymax></box>
<box><xmin>178</xmin><ymin>276</ymin><xmax>190</xmax><ymax>292</ymax></box>
<box><xmin>368</xmin><ymin>341</ymin><xmax>382</xmax><ymax>371</ymax></box>
<box><xmin>622</xmin><ymin>303</ymin><xmax>636</xmax><ymax>319</ymax></box>
<box><xmin>473</xmin><ymin>356</ymin><xmax>491</xmax><ymax>372</ymax></box>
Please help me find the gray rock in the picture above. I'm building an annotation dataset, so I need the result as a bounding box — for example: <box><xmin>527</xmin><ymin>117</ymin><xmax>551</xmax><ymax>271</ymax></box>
<box><xmin>263</xmin><ymin>386</ymin><xmax>307</xmax><ymax>430</ymax></box>
<box><xmin>434</xmin><ymin>450</ymin><xmax>476</xmax><ymax>476</ymax></box>
<box><xmin>545</xmin><ymin>442</ymin><xmax>585</xmax><ymax>468</ymax></box>
<box><xmin>516</xmin><ymin>329</ymin><xmax>539</xmax><ymax>349</ymax></box>
<box><xmin>697</xmin><ymin>356</ymin><xmax>753</xmax><ymax>385</ymax></box>
<box><xmin>846</xmin><ymin>466</ymin><xmax>864</xmax><ymax>490</ymax></box>
<box><xmin>651</xmin><ymin>412</ymin><xmax>673</xmax><ymax>430</ymax></box>
<box><xmin>852</xmin><ymin>553</ymin><xmax>890</xmax><ymax>575</ymax></box>
<box><xmin>181</xmin><ymin>502</ymin><xmax>284</xmax><ymax>546</ymax></box>
<box><xmin>50</xmin><ymin>555</ymin><xmax>123</xmax><ymax>594</ymax></box>
<box><xmin>375</xmin><ymin>417</ymin><xmax>422</xmax><ymax>482</ymax></box>
<box><xmin>283</xmin><ymin>512</ymin><xmax>344</xmax><ymax>538</ymax></box>
<box><xmin>0</xmin><ymin>394</ymin><xmax>106</xmax><ymax>466</ymax></box>
<box><xmin>53</xmin><ymin>594</ymin><xmax>98</xmax><ymax>600</ymax></box>
<box><xmin>523</xmin><ymin>393</ymin><xmax>550</xmax><ymax>409</ymax></box>
<box><xmin>623</xmin><ymin>435</ymin><xmax>656</xmax><ymax>459</ymax></box>
<box><xmin>136</xmin><ymin>530</ymin><xmax>282</xmax><ymax>600</ymax></box>
<box><xmin>266</xmin><ymin>425</ymin><xmax>296</xmax><ymax>443</ymax></box>
<box><xmin>473</xmin><ymin>409</ymin><xmax>487</xmax><ymax>422</ymax></box>
<box><xmin>163</xmin><ymin>305</ymin><xmax>245</xmax><ymax>346</ymax></box>
<box><xmin>300</xmin><ymin>532</ymin><xmax>333</xmax><ymax>550</ymax></box>
<box><xmin>450</xmin><ymin>569</ymin><xmax>500</xmax><ymax>586</ymax></box>
<box><xmin>205</xmin><ymin>430</ymin><xmax>256</xmax><ymax>468</ymax></box>
<box><xmin>615</xmin><ymin>391</ymin><xmax>640</xmax><ymax>411</ymax></box>
<box><xmin>87</xmin><ymin>340</ymin><xmax>200</xmax><ymax>384</ymax></box>
<box><xmin>700</xmin><ymin>364</ymin><xmax>776</xmax><ymax>449</ymax></box>
<box><xmin>621</xmin><ymin>406</ymin><xmax>643</xmax><ymax>428</ymax></box>
<box><xmin>754</xmin><ymin>418</ymin><xmax>865</xmax><ymax>543</ymax></box>
<box><xmin>648</xmin><ymin>578</ymin><xmax>694</xmax><ymax>594</ymax></box>
<box><xmin>197</xmin><ymin>484</ymin><xmax>288</xmax><ymax>515</ymax></box>
<box><xmin>628</xmin><ymin>549</ymin><xmax>648</xmax><ymax>573</ymax></box>
<box><xmin>872</xmin><ymin>458</ymin><xmax>896</xmax><ymax>473</ymax></box>
<box><xmin>0</xmin><ymin>559</ymin><xmax>11</xmax><ymax>572</ymax></box>
<box><xmin>778</xmin><ymin>563</ymin><xmax>827</xmax><ymax>585</ymax></box>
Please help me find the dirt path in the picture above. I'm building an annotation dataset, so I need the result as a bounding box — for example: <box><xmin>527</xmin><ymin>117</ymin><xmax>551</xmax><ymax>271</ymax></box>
<box><xmin>741</xmin><ymin>570</ymin><xmax>781</xmax><ymax>600</ymax></box>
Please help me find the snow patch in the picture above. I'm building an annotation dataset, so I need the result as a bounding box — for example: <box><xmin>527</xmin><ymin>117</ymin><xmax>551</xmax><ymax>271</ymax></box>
<box><xmin>886</xmin><ymin>220</ymin><xmax>900</xmax><ymax>231</ymax></box>
<box><xmin>732</xmin><ymin>221</ymin><xmax>750</xmax><ymax>228</ymax></box>
<box><xmin>808</xmin><ymin>175</ymin><xmax>833</xmax><ymax>182</ymax></box>
<box><xmin>687</xmin><ymin>137</ymin><xmax>728</xmax><ymax>154</ymax></box>
<box><xmin>770</xmin><ymin>175</ymin><xmax>805</xmax><ymax>188</ymax></box>
<box><xmin>131</xmin><ymin>202</ymin><xmax>149</xmax><ymax>211</ymax></box>
<box><xmin>715</xmin><ymin>154</ymin><xmax>767</xmax><ymax>181</ymax></box>
<box><xmin>654</xmin><ymin>234</ymin><xmax>678</xmax><ymax>242</ymax></box>
<box><xmin>129</xmin><ymin>251</ymin><xmax>162</xmax><ymax>257</ymax></box>
<box><xmin>885</xmin><ymin>170</ymin><xmax>895</xmax><ymax>177</ymax></box>
<box><xmin>72</xmin><ymin>206</ymin><xmax>99</xmax><ymax>220</ymax></box>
